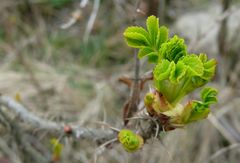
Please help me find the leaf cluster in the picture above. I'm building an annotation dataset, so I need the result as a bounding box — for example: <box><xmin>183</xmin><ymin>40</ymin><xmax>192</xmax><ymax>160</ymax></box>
<box><xmin>124</xmin><ymin>15</ymin><xmax>168</xmax><ymax>63</ymax></box>
<box><xmin>124</xmin><ymin>15</ymin><xmax>218</xmax><ymax>126</ymax></box>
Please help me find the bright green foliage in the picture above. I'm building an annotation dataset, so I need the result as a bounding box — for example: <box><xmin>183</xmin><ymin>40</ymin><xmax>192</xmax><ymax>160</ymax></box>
<box><xmin>159</xmin><ymin>35</ymin><xmax>187</xmax><ymax>63</ymax></box>
<box><xmin>124</xmin><ymin>15</ymin><xmax>218</xmax><ymax>127</ymax></box>
<box><xmin>187</xmin><ymin>87</ymin><xmax>218</xmax><ymax>123</ymax></box>
<box><xmin>118</xmin><ymin>129</ymin><xmax>143</xmax><ymax>152</ymax></box>
<box><xmin>124</xmin><ymin>16</ymin><xmax>168</xmax><ymax>63</ymax></box>
<box><xmin>50</xmin><ymin>138</ymin><xmax>63</xmax><ymax>161</ymax></box>
<box><xmin>153</xmin><ymin>53</ymin><xmax>216</xmax><ymax>106</ymax></box>
<box><xmin>153</xmin><ymin>87</ymin><xmax>218</xmax><ymax>125</ymax></box>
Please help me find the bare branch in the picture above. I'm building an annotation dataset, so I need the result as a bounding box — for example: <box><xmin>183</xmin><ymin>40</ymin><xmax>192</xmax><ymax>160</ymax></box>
<box><xmin>0</xmin><ymin>95</ymin><xmax>116</xmax><ymax>143</ymax></box>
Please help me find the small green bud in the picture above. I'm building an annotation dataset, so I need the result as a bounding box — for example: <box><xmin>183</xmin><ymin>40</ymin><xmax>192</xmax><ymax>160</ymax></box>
<box><xmin>118</xmin><ymin>129</ymin><xmax>144</xmax><ymax>152</ymax></box>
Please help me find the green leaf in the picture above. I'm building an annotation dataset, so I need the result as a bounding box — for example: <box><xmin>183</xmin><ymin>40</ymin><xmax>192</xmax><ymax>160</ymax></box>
<box><xmin>147</xmin><ymin>52</ymin><xmax>158</xmax><ymax>63</ymax></box>
<box><xmin>154</xmin><ymin>60</ymin><xmax>187</xmax><ymax>104</ymax></box>
<box><xmin>124</xmin><ymin>26</ymin><xmax>150</xmax><ymax>43</ymax></box>
<box><xmin>154</xmin><ymin>60</ymin><xmax>174</xmax><ymax>81</ymax></box>
<box><xmin>124</xmin><ymin>16</ymin><xmax>217</xmax><ymax>116</ymax></box>
<box><xmin>199</xmin><ymin>53</ymin><xmax>208</xmax><ymax>62</ymax></box>
<box><xmin>170</xmin><ymin>61</ymin><xmax>187</xmax><ymax>83</ymax></box>
<box><xmin>159</xmin><ymin>35</ymin><xmax>187</xmax><ymax>63</ymax></box>
<box><xmin>123</xmin><ymin>16</ymin><xmax>169</xmax><ymax>64</ymax></box>
<box><xmin>124</xmin><ymin>32</ymin><xmax>149</xmax><ymax>48</ymax></box>
<box><xmin>187</xmin><ymin>106</ymin><xmax>210</xmax><ymax>122</ymax></box>
<box><xmin>146</xmin><ymin>15</ymin><xmax>159</xmax><ymax>46</ymax></box>
<box><xmin>138</xmin><ymin>47</ymin><xmax>154</xmax><ymax>58</ymax></box>
<box><xmin>201</xmin><ymin>59</ymin><xmax>217</xmax><ymax>80</ymax></box>
<box><xmin>190</xmin><ymin>55</ymin><xmax>216</xmax><ymax>87</ymax></box>
<box><xmin>153</xmin><ymin>51</ymin><xmax>217</xmax><ymax>105</ymax></box>
<box><xmin>201</xmin><ymin>87</ymin><xmax>218</xmax><ymax>106</ymax></box>
<box><xmin>181</xmin><ymin>55</ymin><xmax>204</xmax><ymax>76</ymax></box>
<box><xmin>50</xmin><ymin>138</ymin><xmax>63</xmax><ymax>160</ymax></box>
<box><xmin>156</xmin><ymin>26</ymin><xmax>169</xmax><ymax>50</ymax></box>
<box><xmin>187</xmin><ymin>87</ymin><xmax>218</xmax><ymax>123</ymax></box>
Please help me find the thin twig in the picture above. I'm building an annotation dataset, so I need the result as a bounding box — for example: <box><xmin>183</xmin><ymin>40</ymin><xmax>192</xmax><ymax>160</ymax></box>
<box><xmin>94</xmin><ymin>121</ymin><xmax>121</xmax><ymax>132</ymax></box>
<box><xmin>127</xmin><ymin>116</ymin><xmax>160</xmax><ymax>138</ymax></box>
<box><xmin>60</xmin><ymin>0</ymin><xmax>89</xmax><ymax>29</ymax></box>
<box><xmin>80</xmin><ymin>0</ymin><xmax>89</xmax><ymax>8</ymax></box>
<box><xmin>60</xmin><ymin>10</ymin><xmax>81</xmax><ymax>29</ymax></box>
<box><xmin>84</xmin><ymin>0</ymin><xmax>100</xmax><ymax>42</ymax></box>
<box><xmin>122</xmin><ymin>0</ymin><xmax>142</xmax><ymax>125</ymax></box>
<box><xmin>204</xmin><ymin>143</ymin><xmax>240</xmax><ymax>163</ymax></box>
<box><xmin>94</xmin><ymin>138</ymin><xmax>118</xmax><ymax>163</ymax></box>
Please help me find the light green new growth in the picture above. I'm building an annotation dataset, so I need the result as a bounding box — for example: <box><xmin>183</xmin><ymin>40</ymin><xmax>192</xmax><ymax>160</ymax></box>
<box><xmin>50</xmin><ymin>138</ymin><xmax>63</xmax><ymax>160</ymax></box>
<box><xmin>188</xmin><ymin>87</ymin><xmax>218</xmax><ymax>123</ymax></box>
<box><xmin>118</xmin><ymin>129</ymin><xmax>143</xmax><ymax>152</ymax></box>
<box><xmin>124</xmin><ymin>15</ymin><xmax>168</xmax><ymax>63</ymax></box>
<box><xmin>123</xmin><ymin>15</ymin><xmax>218</xmax><ymax>127</ymax></box>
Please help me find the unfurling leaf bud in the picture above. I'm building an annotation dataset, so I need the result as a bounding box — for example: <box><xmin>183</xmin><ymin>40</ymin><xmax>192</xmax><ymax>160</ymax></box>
<box><xmin>118</xmin><ymin>129</ymin><xmax>143</xmax><ymax>152</ymax></box>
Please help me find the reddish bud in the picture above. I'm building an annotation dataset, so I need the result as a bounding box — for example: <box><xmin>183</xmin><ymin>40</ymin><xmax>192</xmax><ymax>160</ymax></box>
<box><xmin>64</xmin><ymin>125</ymin><xmax>72</xmax><ymax>134</ymax></box>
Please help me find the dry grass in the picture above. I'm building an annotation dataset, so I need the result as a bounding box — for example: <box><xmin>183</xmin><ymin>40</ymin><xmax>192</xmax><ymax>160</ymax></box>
<box><xmin>0</xmin><ymin>0</ymin><xmax>240</xmax><ymax>163</ymax></box>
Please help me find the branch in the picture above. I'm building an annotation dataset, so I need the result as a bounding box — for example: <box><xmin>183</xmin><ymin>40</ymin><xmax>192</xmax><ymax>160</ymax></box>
<box><xmin>83</xmin><ymin>0</ymin><xmax>100</xmax><ymax>43</ymax></box>
<box><xmin>60</xmin><ymin>0</ymin><xmax>89</xmax><ymax>29</ymax></box>
<box><xmin>122</xmin><ymin>0</ymin><xmax>143</xmax><ymax>126</ymax></box>
<box><xmin>0</xmin><ymin>95</ymin><xmax>116</xmax><ymax>143</ymax></box>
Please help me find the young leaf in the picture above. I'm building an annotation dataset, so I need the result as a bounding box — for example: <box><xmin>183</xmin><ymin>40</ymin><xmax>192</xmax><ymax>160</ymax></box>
<box><xmin>200</xmin><ymin>87</ymin><xmax>218</xmax><ymax>106</ymax></box>
<box><xmin>124</xmin><ymin>32</ymin><xmax>149</xmax><ymax>48</ymax></box>
<box><xmin>189</xmin><ymin>56</ymin><xmax>216</xmax><ymax>89</ymax></box>
<box><xmin>187</xmin><ymin>105</ymin><xmax>210</xmax><ymax>122</ymax></box>
<box><xmin>146</xmin><ymin>15</ymin><xmax>159</xmax><ymax>46</ymax></box>
<box><xmin>124</xmin><ymin>26</ymin><xmax>149</xmax><ymax>39</ymax></box>
<box><xmin>138</xmin><ymin>47</ymin><xmax>154</xmax><ymax>58</ymax></box>
<box><xmin>124</xmin><ymin>26</ymin><xmax>150</xmax><ymax>45</ymax></box>
<box><xmin>154</xmin><ymin>60</ymin><xmax>175</xmax><ymax>81</ymax></box>
<box><xmin>187</xmin><ymin>87</ymin><xmax>218</xmax><ymax>123</ymax></box>
<box><xmin>159</xmin><ymin>35</ymin><xmax>187</xmax><ymax>63</ymax></box>
<box><xmin>50</xmin><ymin>138</ymin><xmax>63</xmax><ymax>161</ymax></box>
<box><xmin>123</xmin><ymin>16</ymin><xmax>169</xmax><ymax>63</ymax></box>
<box><xmin>146</xmin><ymin>52</ymin><xmax>158</xmax><ymax>63</ymax></box>
<box><xmin>201</xmin><ymin>59</ymin><xmax>217</xmax><ymax>80</ymax></box>
<box><xmin>181</xmin><ymin>55</ymin><xmax>204</xmax><ymax>76</ymax></box>
<box><xmin>156</xmin><ymin>26</ymin><xmax>169</xmax><ymax>50</ymax></box>
<box><xmin>169</xmin><ymin>61</ymin><xmax>186</xmax><ymax>84</ymax></box>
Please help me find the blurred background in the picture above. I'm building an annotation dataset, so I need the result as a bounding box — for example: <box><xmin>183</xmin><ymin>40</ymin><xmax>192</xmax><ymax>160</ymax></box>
<box><xmin>0</xmin><ymin>0</ymin><xmax>240</xmax><ymax>162</ymax></box>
